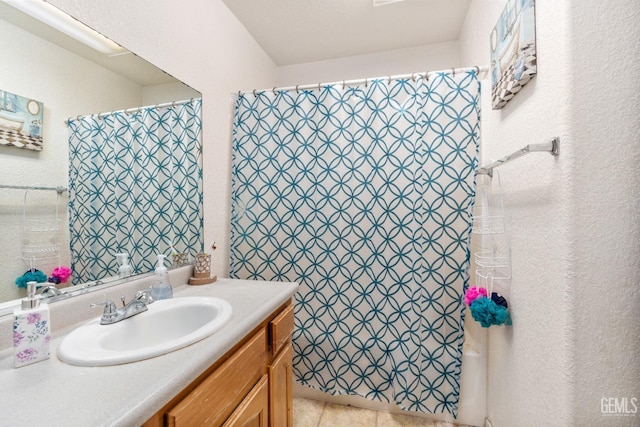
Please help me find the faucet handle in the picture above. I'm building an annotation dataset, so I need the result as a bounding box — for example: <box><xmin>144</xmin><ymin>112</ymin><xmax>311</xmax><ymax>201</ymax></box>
<box><xmin>90</xmin><ymin>300</ymin><xmax>118</xmax><ymax>321</ymax></box>
<box><xmin>135</xmin><ymin>287</ymin><xmax>154</xmax><ymax>304</ymax></box>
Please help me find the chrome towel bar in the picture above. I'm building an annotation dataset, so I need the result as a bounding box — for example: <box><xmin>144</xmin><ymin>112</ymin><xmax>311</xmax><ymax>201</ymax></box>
<box><xmin>478</xmin><ymin>137</ymin><xmax>559</xmax><ymax>177</ymax></box>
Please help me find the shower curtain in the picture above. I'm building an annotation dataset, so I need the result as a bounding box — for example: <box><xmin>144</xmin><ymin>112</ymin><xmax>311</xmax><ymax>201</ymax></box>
<box><xmin>231</xmin><ymin>71</ymin><xmax>479</xmax><ymax>416</ymax></box>
<box><xmin>67</xmin><ymin>99</ymin><xmax>203</xmax><ymax>285</ymax></box>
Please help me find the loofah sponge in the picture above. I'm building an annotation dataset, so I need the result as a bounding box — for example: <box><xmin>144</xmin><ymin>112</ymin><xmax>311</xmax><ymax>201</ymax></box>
<box><xmin>469</xmin><ymin>296</ymin><xmax>511</xmax><ymax>327</ymax></box>
<box><xmin>50</xmin><ymin>266</ymin><xmax>72</xmax><ymax>283</ymax></box>
<box><xmin>464</xmin><ymin>286</ymin><xmax>488</xmax><ymax>306</ymax></box>
<box><xmin>15</xmin><ymin>270</ymin><xmax>47</xmax><ymax>288</ymax></box>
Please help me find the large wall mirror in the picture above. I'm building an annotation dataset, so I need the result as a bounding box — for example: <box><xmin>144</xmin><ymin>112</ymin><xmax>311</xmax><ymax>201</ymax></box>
<box><xmin>0</xmin><ymin>1</ymin><xmax>202</xmax><ymax>314</ymax></box>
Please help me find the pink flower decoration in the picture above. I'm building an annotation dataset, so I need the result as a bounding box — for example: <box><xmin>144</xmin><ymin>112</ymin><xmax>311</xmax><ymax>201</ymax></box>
<box><xmin>464</xmin><ymin>286</ymin><xmax>488</xmax><ymax>306</ymax></box>
<box><xmin>27</xmin><ymin>313</ymin><xmax>42</xmax><ymax>324</ymax></box>
<box><xmin>13</xmin><ymin>331</ymin><xmax>24</xmax><ymax>346</ymax></box>
<box><xmin>17</xmin><ymin>348</ymin><xmax>38</xmax><ymax>362</ymax></box>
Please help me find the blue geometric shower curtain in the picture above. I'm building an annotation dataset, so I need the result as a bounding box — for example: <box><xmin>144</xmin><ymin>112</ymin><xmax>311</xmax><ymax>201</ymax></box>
<box><xmin>67</xmin><ymin>99</ymin><xmax>203</xmax><ymax>285</ymax></box>
<box><xmin>231</xmin><ymin>71</ymin><xmax>479</xmax><ymax>416</ymax></box>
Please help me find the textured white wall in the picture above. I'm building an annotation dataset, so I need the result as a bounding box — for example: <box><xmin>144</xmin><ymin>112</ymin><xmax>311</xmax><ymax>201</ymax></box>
<box><xmin>277</xmin><ymin>41</ymin><xmax>461</xmax><ymax>87</ymax></box>
<box><xmin>50</xmin><ymin>0</ymin><xmax>279</xmax><ymax>277</ymax></box>
<box><xmin>460</xmin><ymin>0</ymin><xmax>640</xmax><ymax>426</ymax></box>
<box><xmin>569</xmin><ymin>0</ymin><xmax>640</xmax><ymax>424</ymax></box>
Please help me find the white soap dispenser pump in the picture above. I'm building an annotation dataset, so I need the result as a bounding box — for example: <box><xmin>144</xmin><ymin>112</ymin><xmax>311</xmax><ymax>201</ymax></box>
<box><xmin>116</xmin><ymin>252</ymin><xmax>133</xmax><ymax>278</ymax></box>
<box><xmin>150</xmin><ymin>254</ymin><xmax>173</xmax><ymax>300</ymax></box>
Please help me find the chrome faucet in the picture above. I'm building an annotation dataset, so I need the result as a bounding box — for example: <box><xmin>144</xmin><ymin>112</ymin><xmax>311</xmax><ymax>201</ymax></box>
<box><xmin>91</xmin><ymin>288</ymin><xmax>154</xmax><ymax>325</ymax></box>
<box><xmin>38</xmin><ymin>284</ymin><xmax>64</xmax><ymax>298</ymax></box>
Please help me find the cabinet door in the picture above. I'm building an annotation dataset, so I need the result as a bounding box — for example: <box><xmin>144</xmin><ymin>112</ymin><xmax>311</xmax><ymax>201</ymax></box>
<box><xmin>167</xmin><ymin>329</ymin><xmax>268</xmax><ymax>427</ymax></box>
<box><xmin>269</xmin><ymin>343</ymin><xmax>293</xmax><ymax>427</ymax></box>
<box><xmin>223</xmin><ymin>375</ymin><xmax>269</xmax><ymax>427</ymax></box>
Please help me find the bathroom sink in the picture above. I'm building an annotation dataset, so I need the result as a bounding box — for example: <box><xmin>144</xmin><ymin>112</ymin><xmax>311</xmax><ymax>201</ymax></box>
<box><xmin>58</xmin><ymin>296</ymin><xmax>232</xmax><ymax>367</ymax></box>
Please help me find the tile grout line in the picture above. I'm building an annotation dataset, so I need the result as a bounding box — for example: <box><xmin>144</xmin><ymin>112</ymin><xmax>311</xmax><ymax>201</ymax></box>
<box><xmin>315</xmin><ymin>400</ymin><xmax>327</xmax><ymax>427</ymax></box>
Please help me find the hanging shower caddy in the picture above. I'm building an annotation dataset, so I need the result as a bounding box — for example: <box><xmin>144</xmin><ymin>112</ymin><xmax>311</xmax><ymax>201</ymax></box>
<box><xmin>468</xmin><ymin>170</ymin><xmax>512</xmax><ymax>327</ymax></box>
<box><xmin>20</xmin><ymin>186</ymin><xmax>65</xmax><ymax>275</ymax></box>
<box><xmin>472</xmin><ymin>174</ymin><xmax>511</xmax><ymax>299</ymax></box>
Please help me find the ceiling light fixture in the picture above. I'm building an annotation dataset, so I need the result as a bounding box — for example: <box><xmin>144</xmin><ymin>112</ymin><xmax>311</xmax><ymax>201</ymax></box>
<box><xmin>1</xmin><ymin>0</ymin><xmax>126</xmax><ymax>56</ymax></box>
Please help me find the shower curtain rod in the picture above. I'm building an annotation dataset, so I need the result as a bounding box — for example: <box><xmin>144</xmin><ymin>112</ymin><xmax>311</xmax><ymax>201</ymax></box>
<box><xmin>239</xmin><ymin>65</ymin><xmax>490</xmax><ymax>96</ymax></box>
<box><xmin>477</xmin><ymin>137</ymin><xmax>560</xmax><ymax>177</ymax></box>
<box><xmin>0</xmin><ymin>184</ymin><xmax>67</xmax><ymax>194</ymax></box>
<box><xmin>66</xmin><ymin>97</ymin><xmax>199</xmax><ymax>122</ymax></box>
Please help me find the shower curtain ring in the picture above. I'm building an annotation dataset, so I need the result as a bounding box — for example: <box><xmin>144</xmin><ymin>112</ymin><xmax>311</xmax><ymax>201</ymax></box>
<box><xmin>365</xmin><ymin>78</ymin><xmax>368</xmax><ymax>88</ymax></box>
<box><xmin>296</xmin><ymin>85</ymin><xmax>299</xmax><ymax>94</ymax></box>
<box><xmin>387</xmin><ymin>76</ymin><xmax>391</xmax><ymax>86</ymax></box>
<box><xmin>342</xmin><ymin>80</ymin><xmax>346</xmax><ymax>90</ymax></box>
<box><xmin>318</xmin><ymin>83</ymin><xmax>321</xmax><ymax>91</ymax></box>
<box><xmin>253</xmin><ymin>89</ymin><xmax>257</xmax><ymax>97</ymax></box>
<box><xmin>411</xmin><ymin>73</ymin><xmax>416</xmax><ymax>82</ymax></box>
<box><xmin>272</xmin><ymin>87</ymin><xmax>277</xmax><ymax>95</ymax></box>
<box><xmin>452</xmin><ymin>68</ymin><xmax>456</xmax><ymax>76</ymax></box>
<box><xmin>474</xmin><ymin>65</ymin><xmax>480</xmax><ymax>75</ymax></box>
<box><xmin>425</xmin><ymin>71</ymin><xmax>430</xmax><ymax>81</ymax></box>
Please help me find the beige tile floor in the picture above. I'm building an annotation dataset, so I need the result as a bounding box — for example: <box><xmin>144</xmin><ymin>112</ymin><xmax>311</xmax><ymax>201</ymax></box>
<box><xmin>293</xmin><ymin>397</ymin><xmax>470</xmax><ymax>427</ymax></box>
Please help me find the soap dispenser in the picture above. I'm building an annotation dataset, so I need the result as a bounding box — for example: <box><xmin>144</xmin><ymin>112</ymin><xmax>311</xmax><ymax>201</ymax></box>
<box><xmin>116</xmin><ymin>252</ymin><xmax>133</xmax><ymax>278</ymax></box>
<box><xmin>150</xmin><ymin>254</ymin><xmax>173</xmax><ymax>300</ymax></box>
<box><xmin>13</xmin><ymin>281</ymin><xmax>50</xmax><ymax>367</ymax></box>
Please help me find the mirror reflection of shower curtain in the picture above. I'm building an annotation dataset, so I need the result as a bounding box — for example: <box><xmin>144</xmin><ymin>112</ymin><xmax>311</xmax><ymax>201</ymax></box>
<box><xmin>67</xmin><ymin>99</ymin><xmax>203</xmax><ymax>285</ymax></box>
<box><xmin>230</xmin><ymin>72</ymin><xmax>480</xmax><ymax>417</ymax></box>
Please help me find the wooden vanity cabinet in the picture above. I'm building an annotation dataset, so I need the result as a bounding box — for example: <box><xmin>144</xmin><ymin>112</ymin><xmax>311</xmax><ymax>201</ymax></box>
<box><xmin>144</xmin><ymin>301</ymin><xmax>294</xmax><ymax>427</ymax></box>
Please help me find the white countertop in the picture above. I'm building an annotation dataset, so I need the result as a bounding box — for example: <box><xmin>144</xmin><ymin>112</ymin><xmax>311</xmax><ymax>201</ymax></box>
<box><xmin>0</xmin><ymin>273</ymin><xmax>298</xmax><ymax>427</ymax></box>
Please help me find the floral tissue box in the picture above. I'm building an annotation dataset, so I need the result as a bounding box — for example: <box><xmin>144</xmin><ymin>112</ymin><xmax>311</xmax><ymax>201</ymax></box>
<box><xmin>13</xmin><ymin>305</ymin><xmax>51</xmax><ymax>368</ymax></box>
